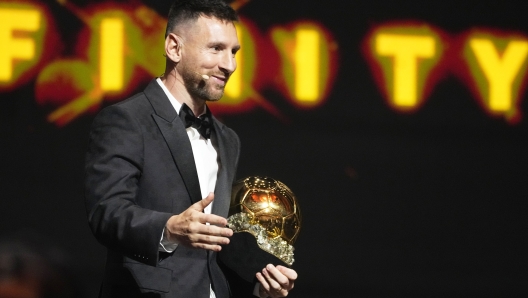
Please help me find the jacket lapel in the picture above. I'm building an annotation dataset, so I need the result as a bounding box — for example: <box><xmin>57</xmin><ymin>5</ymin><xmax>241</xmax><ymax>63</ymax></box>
<box><xmin>144</xmin><ymin>80</ymin><xmax>202</xmax><ymax>205</ymax></box>
<box><xmin>211</xmin><ymin>119</ymin><xmax>235</xmax><ymax>218</ymax></box>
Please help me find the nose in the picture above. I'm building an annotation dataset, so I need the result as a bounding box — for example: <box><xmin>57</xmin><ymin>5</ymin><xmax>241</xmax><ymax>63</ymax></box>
<box><xmin>219</xmin><ymin>51</ymin><xmax>236</xmax><ymax>75</ymax></box>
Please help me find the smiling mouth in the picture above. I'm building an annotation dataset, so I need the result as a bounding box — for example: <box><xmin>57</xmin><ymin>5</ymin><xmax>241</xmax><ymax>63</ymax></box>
<box><xmin>211</xmin><ymin>75</ymin><xmax>228</xmax><ymax>86</ymax></box>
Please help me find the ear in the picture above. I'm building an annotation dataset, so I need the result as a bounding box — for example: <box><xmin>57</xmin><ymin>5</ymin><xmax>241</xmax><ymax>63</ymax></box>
<box><xmin>165</xmin><ymin>33</ymin><xmax>183</xmax><ymax>63</ymax></box>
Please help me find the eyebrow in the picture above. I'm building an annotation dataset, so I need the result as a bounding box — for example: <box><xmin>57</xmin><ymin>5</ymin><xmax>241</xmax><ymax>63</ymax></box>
<box><xmin>208</xmin><ymin>42</ymin><xmax>240</xmax><ymax>51</ymax></box>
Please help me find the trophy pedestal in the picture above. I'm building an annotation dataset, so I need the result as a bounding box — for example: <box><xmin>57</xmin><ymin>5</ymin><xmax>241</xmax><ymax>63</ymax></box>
<box><xmin>218</xmin><ymin>232</ymin><xmax>288</xmax><ymax>283</ymax></box>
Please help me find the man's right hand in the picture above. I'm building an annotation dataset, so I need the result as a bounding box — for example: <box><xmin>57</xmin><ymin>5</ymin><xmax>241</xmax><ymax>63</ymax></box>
<box><xmin>165</xmin><ymin>193</ymin><xmax>233</xmax><ymax>251</ymax></box>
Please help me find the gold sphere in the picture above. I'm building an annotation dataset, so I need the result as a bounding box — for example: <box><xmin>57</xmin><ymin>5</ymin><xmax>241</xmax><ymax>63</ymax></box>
<box><xmin>227</xmin><ymin>176</ymin><xmax>301</xmax><ymax>265</ymax></box>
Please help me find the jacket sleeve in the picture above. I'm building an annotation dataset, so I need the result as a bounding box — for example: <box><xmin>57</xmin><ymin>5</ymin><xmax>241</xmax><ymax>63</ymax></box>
<box><xmin>84</xmin><ymin>104</ymin><xmax>172</xmax><ymax>267</ymax></box>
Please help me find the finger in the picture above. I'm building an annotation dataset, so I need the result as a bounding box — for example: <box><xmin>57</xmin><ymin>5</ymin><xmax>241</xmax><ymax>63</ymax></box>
<box><xmin>187</xmin><ymin>221</ymin><xmax>232</xmax><ymax>239</ymax></box>
<box><xmin>184</xmin><ymin>221</ymin><xmax>231</xmax><ymax>240</ymax></box>
<box><xmin>205</xmin><ymin>222</ymin><xmax>233</xmax><ymax>237</ymax></box>
<box><xmin>185</xmin><ymin>229</ymin><xmax>230</xmax><ymax>250</ymax></box>
<box><xmin>276</xmin><ymin>265</ymin><xmax>298</xmax><ymax>281</ymax></box>
<box><xmin>261</xmin><ymin>268</ymin><xmax>287</xmax><ymax>295</ymax></box>
<box><xmin>192</xmin><ymin>193</ymin><xmax>214</xmax><ymax>211</ymax></box>
<box><xmin>179</xmin><ymin>210</ymin><xmax>226</xmax><ymax>227</ymax></box>
<box><xmin>264</xmin><ymin>264</ymin><xmax>290</xmax><ymax>289</ymax></box>
<box><xmin>256</xmin><ymin>273</ymin><xmax>272</xmax><ymax>296</ymax></box>
<box><xmin>188</xmin><ymin>230</ymin><xmax>231</xmax><ymax>246</ymax></box>
<box><xmin>201</xmin><ymin>213</ymin><xmax>230</xmax><ymax>229</ymax></box>
<box><xmin>190</xmin><ymin>242</ymin><xmax>224</xmax><ymax>252</ymax></box>
<box><xmin>182</xmin><ymin>234</ymin><xmax>229</xmax><ymax>252</ymax></box>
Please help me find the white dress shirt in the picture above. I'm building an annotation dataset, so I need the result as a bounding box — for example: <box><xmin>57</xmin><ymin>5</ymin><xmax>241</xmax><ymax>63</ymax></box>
<box><xmin>156</xmin><ymin>78</ymin><xmax>219</xmax><ymax>298</ymax></box>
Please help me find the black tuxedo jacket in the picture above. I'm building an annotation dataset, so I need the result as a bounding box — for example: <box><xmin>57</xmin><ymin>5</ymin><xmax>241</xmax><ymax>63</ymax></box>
<box><xmin>85</xmin><ymin>80</ymin><xmax>241</xmax><ymax>298</ymax></box>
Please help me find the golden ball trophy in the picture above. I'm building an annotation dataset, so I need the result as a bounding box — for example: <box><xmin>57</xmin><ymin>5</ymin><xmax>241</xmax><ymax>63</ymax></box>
<box><xmin>219</xmin><ymin>176</ymin><xmax>301</xmax><ymax>283</ymax></box>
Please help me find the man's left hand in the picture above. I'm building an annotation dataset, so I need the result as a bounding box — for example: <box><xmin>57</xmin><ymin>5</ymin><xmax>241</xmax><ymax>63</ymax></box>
<box><xmin>256</xmin><ymin>264</ymin><xmax>297</xmax><ymax>297</ymax></box>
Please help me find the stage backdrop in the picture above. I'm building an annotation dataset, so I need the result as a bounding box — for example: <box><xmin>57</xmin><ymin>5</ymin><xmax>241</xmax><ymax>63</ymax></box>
<box><xmin>1</xmin><ymin>0</ymin><xmax>526</xmax><ymax>297</ymax></box>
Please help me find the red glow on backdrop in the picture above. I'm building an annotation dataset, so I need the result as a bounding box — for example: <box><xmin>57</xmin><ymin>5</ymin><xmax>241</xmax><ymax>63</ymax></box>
<box><xmin>35</xmin><ymin>2</ymin><xmax>167</xmax><ymax>126</ymax></box>
<box><xmin>1</xmin><ymin>1</ymin><xmax>527</xmax><ymax>125</ymax></box>
<box><xmin>0</xmin><ymin>0</ymin><xmax>339</xmax><ymax>126</ymax></box>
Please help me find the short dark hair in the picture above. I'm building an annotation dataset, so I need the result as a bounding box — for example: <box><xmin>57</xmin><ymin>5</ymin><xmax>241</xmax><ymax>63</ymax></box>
<box><xmin>165</xmin><ymin>0</ymin><xmax>239</xmax><ymax>38</ymax></box>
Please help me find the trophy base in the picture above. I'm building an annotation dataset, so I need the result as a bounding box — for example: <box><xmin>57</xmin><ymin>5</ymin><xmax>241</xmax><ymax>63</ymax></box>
<box><xmin>218</xmin><ymin>232</ymin><xmax>289</xmax><ymax>283</ymax></box>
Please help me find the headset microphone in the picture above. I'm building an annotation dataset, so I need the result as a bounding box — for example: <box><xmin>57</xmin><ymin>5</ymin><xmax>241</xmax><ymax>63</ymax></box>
<box><xmin>195</xmin><ymin>72</ymin><xmax>210</xmax><ymax>80</ymax></box>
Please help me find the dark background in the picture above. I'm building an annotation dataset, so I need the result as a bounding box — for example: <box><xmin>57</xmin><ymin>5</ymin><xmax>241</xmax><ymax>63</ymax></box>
<box><xmin>1</xmin><ymin>0</ymin><xmax>527</xmax><ymax>297</ymax></box>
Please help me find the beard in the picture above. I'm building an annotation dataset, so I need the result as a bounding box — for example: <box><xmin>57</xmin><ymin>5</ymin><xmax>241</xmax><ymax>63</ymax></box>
<box><xmin>181</xmin><ymin>66</ymin><xmax>226</xmax><ymax>102</ymax></box>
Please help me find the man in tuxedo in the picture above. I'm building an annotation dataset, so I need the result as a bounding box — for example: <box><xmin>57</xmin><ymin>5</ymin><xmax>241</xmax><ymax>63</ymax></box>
<box><xmin>84</xmin><ymin>0</ymin><xmax>296</xmax><ymax>297</ymax></box>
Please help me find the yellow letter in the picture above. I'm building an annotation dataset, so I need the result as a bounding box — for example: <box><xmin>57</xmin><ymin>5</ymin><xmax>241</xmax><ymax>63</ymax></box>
<box><xmin>294</xmin><ymin>29</ymin><xmax>320</xmax><ymax>102</ymax></box>
<box><xmin>271</xmin><ymin>22</ymin><xmax>335</xmax><ymax>107</ymax></box>
<box><xmin>100</xmin><ymin>17</ymin><xmax>124</xmax><ymax>91</ymax></box>
<box><xmin>376</xmin><ymin>34</ymin><xmax>436</xmax><ymax>107</ymax></box>
<box><xmin>469</xmin><ymin>38</ymin><xmax>528</xmax><ymax>112</ymax></box>
<box><xmin>0</xmin><ymin>8</ymin><xmax>40</xmax><ymax>81</ymax></box>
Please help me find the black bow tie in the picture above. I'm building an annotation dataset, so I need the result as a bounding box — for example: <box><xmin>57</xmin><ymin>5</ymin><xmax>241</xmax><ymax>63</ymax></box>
<box><xmin>179</xmin><ymin>103</ymin><xmax>213</xmax><ymax>139</ymax></box>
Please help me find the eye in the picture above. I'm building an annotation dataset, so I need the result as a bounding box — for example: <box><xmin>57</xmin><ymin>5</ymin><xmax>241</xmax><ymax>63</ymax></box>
<box><xmin>211</xmin><ymin>45</ymin><xmax>222</xmax><ymax>52</ymax></box>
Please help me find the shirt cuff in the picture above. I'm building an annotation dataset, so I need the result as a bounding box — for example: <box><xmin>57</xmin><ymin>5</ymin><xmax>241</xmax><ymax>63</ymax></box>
<box><xmin>159</xmin><ymin>227</ymin><xmax>179</xmax><ymax>252</ymax></box>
